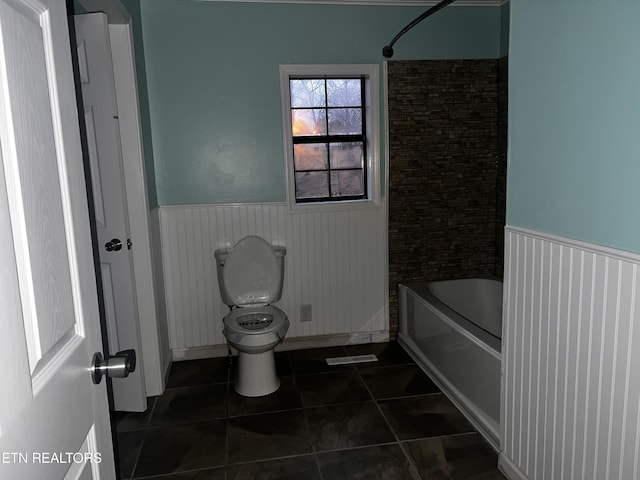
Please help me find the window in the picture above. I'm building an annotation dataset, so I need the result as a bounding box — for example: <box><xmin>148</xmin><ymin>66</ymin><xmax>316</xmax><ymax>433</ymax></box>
<box><xmin>280</xmin><ymin>65</ymin><xmax>379</xmax><ymax>210</ymax></box>
<box><xmin>289</xmin><ymin>77</ymin><xmax>366</xmax><ymax>201</ymax></box>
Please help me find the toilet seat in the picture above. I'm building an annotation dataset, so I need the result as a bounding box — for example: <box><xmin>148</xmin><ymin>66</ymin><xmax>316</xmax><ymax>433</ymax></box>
<box><xmin>224</xmin><ymin>305</ymin><xmax>286</xmax><ymax>334</ymax></box>
<box><xmin>223</xmin><ymin>305</ymin><xmax>289</xmax><ymax>352</ymax></box>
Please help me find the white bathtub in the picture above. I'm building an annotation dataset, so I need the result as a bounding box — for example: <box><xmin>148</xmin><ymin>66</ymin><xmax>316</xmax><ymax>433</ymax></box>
<box><xmin>398</xmin><ymin>278</ymin><xmax>502</xmax><ymax>449</ymax></box>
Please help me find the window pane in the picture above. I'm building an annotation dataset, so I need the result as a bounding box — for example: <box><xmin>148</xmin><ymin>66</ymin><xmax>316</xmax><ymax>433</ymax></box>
<box><xmin>290</xmin><ymin>79</ymin><xmax>325</xmax><ymax>108</ymax></box>
<box><xmin>294</xmin><ymin>143</ymin><xmax>328</xmax><ymax>171</ymax></box>
<box><xmin>292</xmin><ymin>109</ymin><xmax>326</xmax><ymax>136</ymax></box>
<box><xmin>330</xmin><ymin>170</ymin><xmax>364</xmax><ymax>197</ymax></box>
<box><xmin>330</xmin><ymin>142</ymin><xmax>363</xmax><ymax>169</ymax></box>
<box><xmin>327</xmin><ymin>79</ymin><xmax>361</xmax><ymax>107</ymax></box>
<box><xmin>328</xmin><ymin>108</ymin><xmax>361</xmax><ymax>135</ymax></box>
<box><xmin>295</xmin><ymin>171</ymin><xmax>329</xmax><ymax>199</ymax></box>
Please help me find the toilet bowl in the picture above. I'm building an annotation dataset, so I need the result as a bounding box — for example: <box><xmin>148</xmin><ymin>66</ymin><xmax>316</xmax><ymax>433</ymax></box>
<box><xmin>215</xmin><ymin>236</ymin><xmax>289</xmax><ymax>397</ymax></box>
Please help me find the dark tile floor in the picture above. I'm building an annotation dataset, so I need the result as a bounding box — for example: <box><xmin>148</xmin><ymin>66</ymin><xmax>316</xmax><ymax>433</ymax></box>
<box><xmin>115</xmin><ymin>342</ymin><xmax>505</xmax><ymax>480</ymax></box>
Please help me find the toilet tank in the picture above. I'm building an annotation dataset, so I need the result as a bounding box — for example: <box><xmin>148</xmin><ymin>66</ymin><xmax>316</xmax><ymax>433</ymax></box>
<box><xmin>214</xmin><ymin>240</ymin><xmax>286</xmax><ymax>307</ymax></box>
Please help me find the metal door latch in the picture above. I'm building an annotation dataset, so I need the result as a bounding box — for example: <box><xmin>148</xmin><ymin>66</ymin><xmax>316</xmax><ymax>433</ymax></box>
<box><xmin>105</xmin><ymin>238</ymin><xmax>122</xmax><ymax>252</ymax></box>
<box><xmin>90</xmin><ymin>349</ymin><xmax>136</xmax><ymax>385</ymax></box>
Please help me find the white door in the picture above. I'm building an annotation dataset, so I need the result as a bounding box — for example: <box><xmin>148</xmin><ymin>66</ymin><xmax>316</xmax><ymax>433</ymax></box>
<box><xmin>0</xmin><ymin>0</ymin><xmax>115</xmax><ymax>478</ymax></box>
<box><xmin>75</xmin><ymin>13</ymin><xmax>146</xmax><ymax>412</ymax></box>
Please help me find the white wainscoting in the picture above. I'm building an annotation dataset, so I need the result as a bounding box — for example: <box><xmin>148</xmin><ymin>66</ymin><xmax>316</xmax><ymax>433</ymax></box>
<box><xmin>158</xmin><ymin>203</ymin><xmax>388</xmax><ymax>357</ymax></box>
<box><xmin>501</xmin><ymin>226</ymin><xmax>640</xmax><ymax>480</ymax></box>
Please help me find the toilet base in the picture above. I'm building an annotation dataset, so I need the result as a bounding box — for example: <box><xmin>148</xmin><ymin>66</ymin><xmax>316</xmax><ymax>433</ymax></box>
<box><xmin>234</xmin><ymin>349</ymin><xmax>280</xmax><ymax>397</ymax></box>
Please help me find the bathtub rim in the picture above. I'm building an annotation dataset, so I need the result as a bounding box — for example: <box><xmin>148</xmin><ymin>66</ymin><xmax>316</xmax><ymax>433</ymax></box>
<box><xmin>401</xmin><ymin>279</ymin><xmax>502</xmax><ymax>356</ymax></box>
<box><xmin>425</xmin><ymin>276</ymin><xmax>503</xmax><ymax>339</ymax></box>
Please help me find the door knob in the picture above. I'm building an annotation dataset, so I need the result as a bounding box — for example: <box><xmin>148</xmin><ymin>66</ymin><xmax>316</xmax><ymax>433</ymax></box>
<box><xmin>105</xmin><ymin>238</ymin><xmax>122</xmax><ymax>252</ymax></box>
<box><xmin>91</xmin><ymin>349</ymin><xmax>136</xmax><ymax>385</ymax></box>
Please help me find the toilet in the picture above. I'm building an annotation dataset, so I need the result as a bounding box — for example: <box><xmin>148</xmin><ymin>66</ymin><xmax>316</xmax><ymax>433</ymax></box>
<box><xmin>214</xmin><ymin>235</ymin><xmax>289</xmax><ymax>397</ymax></box>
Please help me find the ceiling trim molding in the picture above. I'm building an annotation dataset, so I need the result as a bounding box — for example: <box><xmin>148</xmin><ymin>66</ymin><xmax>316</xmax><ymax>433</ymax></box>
<box><xmin>192</xmin><ymin>0</ymin><xmax>508</xmax><ymax>7</ymax></box>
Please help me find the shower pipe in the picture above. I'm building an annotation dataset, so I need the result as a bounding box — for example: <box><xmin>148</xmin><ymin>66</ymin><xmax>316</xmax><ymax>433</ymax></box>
<box><xmin>382</xmin><ymin>0</ymin><xmax>457</xmax><ymax>58</ymax></box>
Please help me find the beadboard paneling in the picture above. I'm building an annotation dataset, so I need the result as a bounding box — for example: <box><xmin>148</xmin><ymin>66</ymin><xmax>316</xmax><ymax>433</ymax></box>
<box><xmin>159</xmin><ymin>203</ymin><xmax>387</xmax><ymax>351</ymax></box>
<box><xmin>501</xmin><ymin>226</ymin><xmax>640</xmax><ymax>480</ymax></box>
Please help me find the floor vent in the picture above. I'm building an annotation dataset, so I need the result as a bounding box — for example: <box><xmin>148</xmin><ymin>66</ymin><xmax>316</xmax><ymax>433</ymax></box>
<box><xmin>325</xmin><ymin>354</ymin><xmax>378</xmax><ymax>366</ymax></box>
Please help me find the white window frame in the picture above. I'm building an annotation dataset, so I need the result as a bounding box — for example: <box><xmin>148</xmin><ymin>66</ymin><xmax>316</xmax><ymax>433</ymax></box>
<box><xmin>279</xmin><ymin>64</ymin><xmax>381</xmax><ymax>213</ymax></box>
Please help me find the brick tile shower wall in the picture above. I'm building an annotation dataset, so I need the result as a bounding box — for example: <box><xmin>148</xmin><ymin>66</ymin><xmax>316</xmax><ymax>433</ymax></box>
<box><xmin>388</xmin><ymin>59</ymin><xmax>508</xmax><ymax>336</ymax></box>
<box><xmin>496</xmin><ymin>56</ymin><xmax>508</xmax><ymax>275</ymax></box>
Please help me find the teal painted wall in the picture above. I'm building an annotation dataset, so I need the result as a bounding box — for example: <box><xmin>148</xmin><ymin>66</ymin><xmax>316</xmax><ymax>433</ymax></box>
<box><xmin>507</xmin><ymin>0</ymin><xmax>640</xmax><ymax>253</ymax></box>
<box><xmin>499</xmin><ymin>2</ymin><xmax>509</xmax><ymax>57</ymax></box>
<box><xmin>137</xmin><ymin>0</ymin><xmax>503</xmax><ymax>205</ymax></box>
<box><xmin>121</xmin><ymin>0</ymin><xmax>159</xmax><ymax>209</ymax></box>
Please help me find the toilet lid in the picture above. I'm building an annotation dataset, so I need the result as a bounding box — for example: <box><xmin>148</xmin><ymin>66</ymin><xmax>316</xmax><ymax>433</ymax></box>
<box><xmin>223</xmin><ymin>236</ymin><xmax>281</xmax><ymax>306</ymax></box>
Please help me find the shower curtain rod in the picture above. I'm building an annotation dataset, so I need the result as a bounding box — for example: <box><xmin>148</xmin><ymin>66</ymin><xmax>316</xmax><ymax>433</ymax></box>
<box><xmin>382</xmin><ymin>0</ymin><xmax>457</xmax><ymax>58</ymax></box>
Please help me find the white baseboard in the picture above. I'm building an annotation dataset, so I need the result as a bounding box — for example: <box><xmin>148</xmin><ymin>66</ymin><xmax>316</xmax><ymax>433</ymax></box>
<box><xmin>498</xmin><ymin>453</ymin><xmax>528</xmax><ymax>480</ymax></box>
<box><xmin>171</xmin><ymin>331</ymin><xmax>390</xmax><ymax>361</ymax></box>
<box><xmin>172</xmin><ymin>344</ymin><xmax>229</xmax><ymax>361</ymax></box>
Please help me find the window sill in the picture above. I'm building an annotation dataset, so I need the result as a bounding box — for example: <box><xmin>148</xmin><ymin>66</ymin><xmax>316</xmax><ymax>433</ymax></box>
<box><xmin>285</xmin><ymin>197</ymin><xmax>381</xmax><ymax>215</ymax></box>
